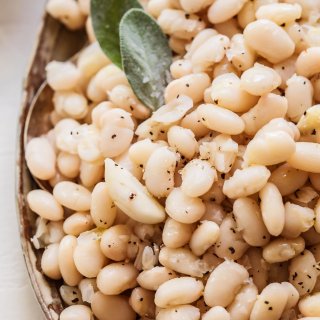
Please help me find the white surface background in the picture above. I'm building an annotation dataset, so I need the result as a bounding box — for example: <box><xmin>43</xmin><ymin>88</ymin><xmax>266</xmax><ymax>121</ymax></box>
<box><xmin>0</xmin><ymin>1</ymin><xmax>47</xmax><ymax>319</ymax></box>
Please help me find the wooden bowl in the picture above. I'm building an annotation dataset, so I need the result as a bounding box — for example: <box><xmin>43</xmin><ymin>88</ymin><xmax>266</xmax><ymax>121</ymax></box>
<box><xmin>15</xmin><ymin>13</ymin><xmax>86</xmax><ymax>320</ymax></box>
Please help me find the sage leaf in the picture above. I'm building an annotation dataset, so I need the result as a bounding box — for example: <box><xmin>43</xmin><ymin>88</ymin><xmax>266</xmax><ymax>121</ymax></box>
<box><xmin>91</xmin><ymin>0</ymin><xmax>142</xmax><ymax>68</ymax></box>
<box><xmin>120</xmin><ymin>8</ymin><xmax>172</xmax><ymax>111</ymax></box>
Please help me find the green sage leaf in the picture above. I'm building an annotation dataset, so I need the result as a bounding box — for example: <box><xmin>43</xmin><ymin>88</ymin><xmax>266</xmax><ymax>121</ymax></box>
<box><xmin>119</xmin><ymin>8</ymin><xmax>172</xmax><ymax>111</ymax></box>
<box><xmin>91</xmin><ymin>0</ymin><xmax>142</xmax><ymax>68</ymax></box>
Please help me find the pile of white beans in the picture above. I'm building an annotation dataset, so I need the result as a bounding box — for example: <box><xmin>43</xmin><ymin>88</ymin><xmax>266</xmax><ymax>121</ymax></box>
<box><xmin>25</xmin><ymin>0</ymin><xmax>320</xmax><ymax>319</ymax></box>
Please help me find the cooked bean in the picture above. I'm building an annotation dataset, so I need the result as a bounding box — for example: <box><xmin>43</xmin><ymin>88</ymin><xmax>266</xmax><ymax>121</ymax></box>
<box><xmin>227</xmin><ymin>280</ymin><xmax>258</xmax><ymax>320</ymax></box>
<box><xmin>250</xmin><ymin>283</ymin><xmax>288</xmax><ymax>320</ymax></box>
<box><xmin>282</xmin><ymin>202</ymin><xmax>314</xmax><ymax>238</ymax></box>
<box><xmin>26</xmin><ymin>137</ymin><xmax>56</xmax><ymax>180</ymax></box>
<box><xmin>179</xmin><ymin>0</ymin><xmax>214</xmax><ymax>13</ymax></box>
<box><xmin>59</xmin><ymin>285</ymin><xmax>82</xmax><ymax>306</ymax></box>
<box><xmin>97</xmin><ymin>263</ymin><xmax>138</xmax><ymax>295</ymax></box>
<box><xmin>164</xmin><ymin>73</ymin><xmax>211</xmax><ymax>103</ymax></box>
<box><xmin>289</xmin><ymin>249</ymin><xmax>317</xmax><ymax>295</ymax></box>
<box><xmin>256</xmin><ymin>3</ymin><xmax>302</xmax><ymax>25</ymax></box>
<box><xmin>57</xmin><ymin>152</ymin><xmax>80</xmax><ymax>178</ymax></box>
<box><xmin>233</xmin><ymin>197</ymin><xmax>270</xmax><ymax>246</ymax></box>
<box><xmin>197</xmin><ymin>104</ymin><xmax>245</xmax><ymax>135</ymax></box>
<box><xmin>208</xmin><ymin>0</ymin><xmax>247</xmax><ymax>24</ymax></box>
<box><xmin>129</xmin><ymin>287</ymin><xmax>155</xmax><ymax>318</ymax></box>
<box><xmin>162</xmin><ymin>218</ymin><xmax>194</xmax><ymax>249</ymax></box>
<box><xmin>59</xmin><ymin>235</ymin><xmax>83</xmax><ymax>286</ymax></box>
<box><xmin>202</xmin><ymin>306</ymin><xmax>230</xmax><ymax>320</ymax></box>
<box><xmin>147</xmin><ymin>0</ymin><xmax>172</xmax><ymax>18</ymax></box>
<box><xmin>241</xmin><ymin>93</ymin><xmax>288</xmax><ymax>136</ymax></box>
<box><xmin>285</xmin><ymin>74</ymin><xmax>313</xmax><ymax>122</ymax></box>
<box><xmin>59</xmin><ymin>305</ymin><xmax>93</xmax><ymax>320</ymax></box>
<box><xmin>170</xmin><ymin>59</ymin><xmax>193</xmax><ymax>79</ymax></box>
<box><xmin>241</xmin><ymin>63</ymin><xmax>281</xmax><ymax>96</ymax></box>
<box><xmin>281</xmin><ymin>281</ymin><xmax>299</xmax><ymax>311</ymax></box>
<box><xmin>100</xmin><ymin>225</ymin><xmax>131</xmax><ymax>261</ymax></box>
<box><xmin>223</xmin><ymin>165</ymin><xmax>271</xmax><ymax>199</ymax></box>
<box><xmin>143</xmin><ymin>146</ymin><xmax>178</xmax><ymax>198</ymax></box>
<box><xmin>41</xmin><ymin>243</ymin><xmax>61</xmax><ymax>280</ymax></box>
<box><xmin>155</xmin><ymin>277</ymin><xmax>203</xmax><ymax>308</ymax></box>
<box><xmin>180</xmin><ymin>109</ymin><xmax>210</xmax><ymax>138</ymax></box>
<box><xmin>287</xmin><ymin>142</ymin><xmax>320</xmax><ymax>173</ymax></box>
<box><xmin>269</xmin><ymin>164</ymin><xmax>308</xmax><ymax>196</ymax></box>
<box><xmin>156</xmin><ymin>305</ymin><xmax>200</xmax><ymax>320</ymax></box>
<box><xmin>210</xmin><ymin>73</ymin><xmax>258</xmax><ymax>113</ymax></box>
<box><xmin>299</xmin><ymin>293</ymin><xmax>320</xmax><ymax>317</ymax></box>
<box><xmin>244</xmin><ymin>130</ymin><xmax>295</xmax><ymax>166</ymax></box>
<box><xmin>91</xmin><ymin>292</ymin><xmax>135</xmax><ymax>320</ymax></box>
<box><xmin>167</xmin><ymin>126</ymin><xmax>198</xmax><ymax>159</ymax></box>
<box><xmin>73</xmin><ymin>232</ymin><xmax>106</xmax><ymax>278</ymax></box>
<box><xmin>296</xmin><ymin>47</ymin><xmax>320</xmax><ymax>78</ymax></box>
<box><xmin>181</xmin><ymin>159</ymin><xmax>216</xmax><ymax>197</ymax></box>
<box><xmin>262</xmin><ymin>237</ymin><xmax>305</xmax><ymax>263</ymax></box>
<box><xmin>204</xmin><ymin>260</ymin><xmax>249</xmax><ymax>307</ymax></box>
<box><xmin>63</xmin><ymin>212</ymin><xmax>93</xmax><ymax>236</ymax></box>
<box><xmin>159</xmin><ymin>247</ymin><xmax>209</xmax><ymax>277</ymax></box>
<box><xmin>53</xmin><ymin>181</ymin><xmax>91</xmax><ymax>211</ymax></box>
<box><xmin>191</xmin><ymin>34</ymin><xmax>229</xmax><ymax>72</ymax></box>
<box><xmin>165</xmin><ymin>188</ymin><xmax>206</xmax><ymax>224</ymax></box>
<box><xmin>105</xmin><ymin>159</ymin><xmax>166</xmax><ymax>224</ymax></box>
<box><xmin>190</xmin><ymin>220</ymin><xmax>220</xmax><ymax>256</ymax></box>
<box><xmin>158</xmin><ymin>9</ymin><xmax>205</xmax><ymax>40</ymax></box>
<box><xmin>78</xmin><ymin>278</ymin><xmax>97</xmax><ymax>303</ymax></box>
<box><xmin>214</xmin><ymin>215</ymin><xmax>249</xmax><ymax>260</ymax></box>
<box><xmin>79</xmin><ymin>161</ymin><xmax>104</xmax><ymax>188</ymax></box>
<box><xmin>27</xmin><ymin>189</ymin><xmax>64</xmax><ymax>221</ymax></box>
<box><xmin>137</xmin><ymin>267</ymin><xmax>177</xmax><ymax>291</ymax></box>
<box><xmin>243</xmin><ymin>19</ymin><xmax>295</xmax><ymax>63</ymax></box>
<box><xmin>260</xmin><ymin>182</ymin><xmax>285</xmax><ymax>236</ymax></box>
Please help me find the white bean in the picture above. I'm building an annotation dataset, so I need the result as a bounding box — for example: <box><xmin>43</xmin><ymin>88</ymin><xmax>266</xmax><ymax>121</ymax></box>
<box><xmin>210</xmin><ymin>73</ymin><xmax>258</xmax><ymax>113</ymax></box>
<box><xmin>250</xmin><ymin>283</ymin><xmax>288</xmax><ymax>320</ymax></box>
<box><xmin>26</xmin><ymin>137</ymin><xmax>56</xmax><ymax>180</ymax></box>
<box><xmin>260</xmin><ymin>182</ymin><xmax>285</xmax><ymax>236</ymax></box>
<box><xmin>27</xmin><ymin>190</ymin><xmax>64</xmax><ymax>221</ymax></box>
<box><xmin>159</xmin><ymin>247</ymin><xmax>209</xmax><ymax>277</ymax></box>
<box><xmin>129</xmin><ymin>287</ymin><xmax>155</xmax><ymax>318</ymax></box>
<box><xmin>137</xmin><ymin>267</ymin><xmax>177</xmax><ymax>291</ymax></box>
<box><xmin>165</xmin><ymin>188</ymin><xmax>206</xmax><ymax>224</ymax></box>
<box><xmin>143</xmin><ymin>146</ymin><xmax>178</xmax><ymax>198</ymax></box>
<box><xmin>164</xmin><ymin>73</ymin><xmax>211</xmax><ymax>103</ymax></box>
<box><xmin>289</xmin><ymin>249</ymin><xmax>317</xmax><ymax>295</ymax></box>
<box><xmin>296</xmin><ymin>47</ymin><xmax>320</xmax><ymax>78</ymax></box>
<box><xmin>299</xmin><ymin>293</ymin><xmax>320</xmax><ymax>317</ymax></box>
<box><xmin>59</xmin><ymin>305</ymin><xmax>93</xmax><ymax>320</ymax></box>
<box><xmin>80</xmin><ymin>161</ymin><xmax>104</xmax><ymax>188</ymax></box>
<box><xmin>262</xmin><ymin>237</ymin><xmax>305</xmax><ymax>263</ymax></box>
<box><xmin>170</xmin><ymin>59</ymin><xmax>193</xmax><ymax>79</ymax></box>
<box><xmin>155</xmin><ymin>277</ymin><xmax>203</xmax><ymax>308</ymax></box>
<box><xmin>105</xmin><ymin>159</ymin><xmax>166</xmax><ymax>224</ymax></box>
<box><xmin>181</xmin><ymin>159</ymin><xmax>216</xmax><ymax>197</ymax></box>
<box><xmin>203</xmin><ymin>306</ymin><xmax>230</xmax><ymax>320</ymax></box>
<box><xmin>223</xmin><ymin>165</ymin><xmax>271</xmax><ymax>199</ymax></box>
<box><xmin>97</xmin><ymin>263</ymin><xmax>138</xmax><ymax>295</ymax></box>
<box><xmin>241</xmin><ymin>93</ymin><xmax>288</xmax><ymax>136</ymax></box>
<box><xmin>162</xmin><ymin>218</ymin><xmax>194</xmax><ymax>249</ymax></box>
<box><xmin>57</xmin><ymin>152</ymin><xmax>80</xmax><ymax>178</ymax></box>
<box><xmin>227</xmin><ymin>280</ymin><xmax>258</xmax><ymax>320</ymax></box>
<box><xmin>241</xmin><ymin>63</ymin><xmax>281</xmax><ymax>96</ymax></box>
<box><xmin>287</xmin><ymin>142</ymin><xmax>320</xmax><ymax>173</ymax></box>
<box><xmin>41</xmin><ymin>243</ymin><xmax>61</xmax><ymax>280</ymax></box>
<box><xmin>91</xmin><ymin>292</ymin><xmax>135</xmax><ymax>320</ymax></box>
<box><xmin>204</xmin><ymin>260</ymin><xmax>249</xmax><ymax>307</ymax></box>
<box><xmin>190</xmin><ymin>221</ymin><xmax>220</xmax><ymax>256</ymax></box>
<box><xmin>233</xmin><ymin>197</ymin><xmax>270</xmax><ymax>246</ymax></box>
<box><xmin>197</xmin><ymin>103</ymin><xmax>245</xmax><ymax>135</ymax></box>
<box><xmin>53</xmin><ymin>181</ymin><xmax>91</xmax><ymax>211</ymax></box>
<box><xmin>243</xmin><ymin>19</ymin><xmax>295</xmax><ymax>63</ymax></box>
<box><xmin>59</xmin><ymin>235</ymin><xmax>82</xmax><ymax>286</ymax></box>
<box><xmin>156</xmin><ymin>305</ymin><xmax>200</xmax><ymax>320</ymax></box>
<box><xmin>282</xmin><ymin>202</ymin><xmax>315</xmax><ymax>238</ymax></box>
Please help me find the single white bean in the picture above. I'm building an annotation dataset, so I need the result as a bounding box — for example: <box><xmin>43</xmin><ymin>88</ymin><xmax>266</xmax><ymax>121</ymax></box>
<box><xmin>129</xmin><ymin>287</ymin><xmax>155</xmax><ymax>318</ymax></box>
<box><xmin>202</xmin><ymin>306</ymin><xmax>230</xmax><ymax>320</ymax></box>
<box><xmin>41</xmin><ymin>243</ymin><xmax>61</xmax><ymax>280</ymax></box>
<box><xmin>155</xmin><ymin>277</ymin><xmax>204</xmax><ymax>308</ymax></box>
<box><xmin>299</xmin><ymin>293</ymin><xmax>320</xmax><ymax>317</ymax></box>
<box><xmin>53</xmin><ymin>181</ymin><xmax>91</xmax><ymax>211</ymax></box>
<box><xmin>156</xmin><ymin>305</ymin><xmax>200</xmax><ymax>320</ymax></box>
<box><xmin>165</xmin><ymin>188</ymin><xmax>206</xmax><ymax>224</ymax></box>
<box><xmin>27</xmin><ymin>190</ymin><xmax>64</xmax><ymax>221</ymax></box>
<box><xmin>26</xmin><ymin>137</ymin><xmax>56</xmax><ymax>180</ymax></box>
<box><xmin>223</xmin><ymin>165</ymin><xmax>271</xmax><ymax>199</ymax></box>
<box><xmin>296</xmin><ymin>47</ymin><xmax>320</xmax><ymax>78</ymax></box>
<box><xmin>204</xmin><ymin>260</ymin><xmax>249</xmax><ymax>307</ymax></box>
<box><xmin>59</xmin><ymin>305</ymin><xmax>93</xmax><ymax>320</ymax></box>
